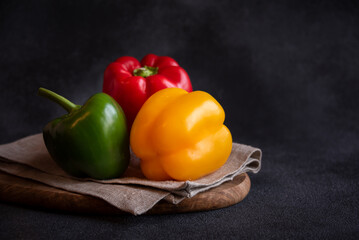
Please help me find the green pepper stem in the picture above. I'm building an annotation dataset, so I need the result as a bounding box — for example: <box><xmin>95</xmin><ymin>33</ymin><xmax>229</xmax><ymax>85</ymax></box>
<box><xmin>38</xmin><ymin>87</ymin><xmax>79</xmax><ymax>113</ymax></box>
<box><xmin>133</xmin><ymin>65</ymin><xmax>159</xmax><ymax>77</ymax></box>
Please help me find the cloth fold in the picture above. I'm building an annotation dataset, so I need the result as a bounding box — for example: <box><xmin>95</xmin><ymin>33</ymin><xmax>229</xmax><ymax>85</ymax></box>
<box><xmin>0</xmin><ymin>134</ymin><xmax>262</xmax><ymax>215</ymax></box>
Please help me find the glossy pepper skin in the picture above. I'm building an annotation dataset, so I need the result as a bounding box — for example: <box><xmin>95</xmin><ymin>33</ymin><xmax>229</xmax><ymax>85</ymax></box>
<box><xmin>103</xmin><ymin>54</ymin><xmax>193</xmax><ymax>129</ymax></box>
<box><xmin>130</xmin><ymin>88</ymin><xmax>232</xmax><ymax>181</ymax></box>
<box><xmin>38</xmin><ymin>88</ymin><xmax>130</xmax><ymax>180</ymax></box>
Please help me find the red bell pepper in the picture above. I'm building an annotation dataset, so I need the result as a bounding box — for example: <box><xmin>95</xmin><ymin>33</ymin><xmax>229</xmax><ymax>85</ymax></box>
<box><xmin>103</xmin><ymin>54</ymin><xmax>193</xmax><ymax>129</ymax></box>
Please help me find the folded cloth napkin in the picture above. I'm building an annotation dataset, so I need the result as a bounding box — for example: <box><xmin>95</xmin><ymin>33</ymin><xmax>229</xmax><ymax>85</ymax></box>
<box><xmin>0</xmin><ymin>134</ymin><xmax>262</xmax><ymax>215</ymax></box>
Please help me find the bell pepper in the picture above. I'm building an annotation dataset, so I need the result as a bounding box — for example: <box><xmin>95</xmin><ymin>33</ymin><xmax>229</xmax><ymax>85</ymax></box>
<box><xmin>38</xmin><ymin>88</ymin><xmax>130</xmax><ymax>180</ymax></box>
<box><xmin>130</xmin><ymin>88</ymin><xmax>232</xmax><ymax>181</ymax></box>
<box><xmin>102</xmin><ymin>54</ymin><xmax>193</xmax><ymax>129</ymax></box>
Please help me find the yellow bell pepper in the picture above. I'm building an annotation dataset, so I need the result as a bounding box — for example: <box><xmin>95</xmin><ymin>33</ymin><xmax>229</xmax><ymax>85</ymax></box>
<box><xmin>130</xmin><ymin>88</ymin><xmax>232</xmax><ymax>181</ymax></box>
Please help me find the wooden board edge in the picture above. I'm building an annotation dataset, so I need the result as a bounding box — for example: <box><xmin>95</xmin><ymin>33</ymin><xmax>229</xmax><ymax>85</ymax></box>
<box><xmin>0</xmin><ymin>171</ymin><xmax>250</xmax><ymax>215</ymax></box>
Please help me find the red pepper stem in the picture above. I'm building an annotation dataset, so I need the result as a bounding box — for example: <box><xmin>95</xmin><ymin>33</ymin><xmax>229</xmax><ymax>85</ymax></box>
<box><xmin>38</xmin><ymin>87</ymin><xmax>79</xmax><ymax>113</ymax></box>
<box><xmin>133</xmin><ymin>65</ymin><xmax>159</xmax><ymax>77</ymax></box>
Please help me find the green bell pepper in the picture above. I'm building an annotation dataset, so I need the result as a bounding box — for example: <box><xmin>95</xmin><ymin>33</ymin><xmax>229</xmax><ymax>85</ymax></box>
<box><xmin>38</xmin><ymin>87</ymin><xmax>130</xmax><ymax>179</ymax></box>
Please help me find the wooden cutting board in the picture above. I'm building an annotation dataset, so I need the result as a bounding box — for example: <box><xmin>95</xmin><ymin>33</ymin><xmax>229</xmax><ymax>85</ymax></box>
<box><xmin>0</xmin><ymin>171</ymin><xmax>250</xmax><ymax>215</ymax></box>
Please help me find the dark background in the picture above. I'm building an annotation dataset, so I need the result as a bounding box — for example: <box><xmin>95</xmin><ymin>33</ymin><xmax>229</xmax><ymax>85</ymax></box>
<box><xmin>1</xmin><ymin>0</ymin><xmax>359</xmax><ymax>239</ymax></box>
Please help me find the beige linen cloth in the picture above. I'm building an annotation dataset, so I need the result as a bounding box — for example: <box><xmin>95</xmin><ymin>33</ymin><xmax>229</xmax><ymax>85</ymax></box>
<box><xmin>0</xmin><ymin>134</ymin><xmax>262</xmax><ymax>215</ymax></box>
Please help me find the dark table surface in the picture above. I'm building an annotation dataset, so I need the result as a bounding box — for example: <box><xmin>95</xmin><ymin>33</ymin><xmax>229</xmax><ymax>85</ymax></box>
<box><xmin>1</xmin><ymin>0</ymin><xmax>359</xmax><ymax>239</ymax></box>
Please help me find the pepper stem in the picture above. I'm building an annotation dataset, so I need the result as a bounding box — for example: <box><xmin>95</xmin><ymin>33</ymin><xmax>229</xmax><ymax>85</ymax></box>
<box><xmin>38</xmin><ymin>87</ymin><xmax>80</xmax><ymax>113</ymax></box>
<box><xmin>133</xmin><ymin>65</ymin><xmax>159</xmax><ymax>77</ymax></box>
